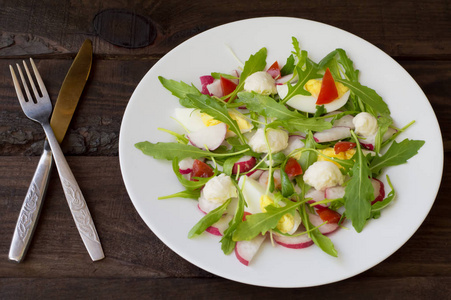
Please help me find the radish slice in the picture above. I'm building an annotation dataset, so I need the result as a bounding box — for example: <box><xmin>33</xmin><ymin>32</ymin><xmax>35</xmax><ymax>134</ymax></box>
<box><xmin>178</xmin><ymin>157</ymin><xmax>204</xmax><ymax>174</ymax></box>
<box><xmin>246</xmin><ymin>169</ymin><xmax>264</xmax><ymax>180</ymax></box>
<box><xmin>235</xmin><ymin>235</ymin><xmax>266</xmax><ymax>266</ymax></box>
<box><xmin>333</xmin><ymin>114</ymin><xmax>355</xmax><ymax>129</ymax></box>
<box><xmin>200</xmin><ymin>75</ymin><xmax>214</xmax><ymax>95</ymax></box>
<box><xmin>188</xmin><ymin>123</ymin><xmax>227</xmax><ymax>150</ymax></box>
<box><xmin>305</xmin><ymin>188</ymin><xmax>327</xmax><ymax>208</ymax></box>
<box><xmin>273</xmin><ymin>228</ymin><xmax>313</xmax><ymax>249</ymax></box>
<box><xmin>282</xmin><ymin>135</ymin><xmax>305</xmax><ymax>157</ymax></box>
<box><xmin>371</xmin><ymin>178</ymin><xmax>385</xmax><ymax>204</ymax></box>
<box><xmin>325</xmin><ymin>185</ymin><xmax>345</xmax><ymax>199</ymax></box>
<box><xmin>275</xmin><ymin>74</ymin><xmax>298</xmax><ymax>85</ymax></box>
<box><xmin>232</xmin><ymin>156</ymin><xmax>257</xmax><ymax>174</ymax></box>
<box><xmin>313</xmin><ymin>126</ymin><xmax>351</xmax><ymax>143</ymax></box>
<box><xmin>308</xmin><ymin>213</ymin><xmax>339</xmax><ymax>235</ymax></box>
<box><xmin>359</xmin><ymin>128</ymin><xmax>397</xmax><ymax>150</ymax></box>
<box><xmin>174</xmin><ymin>108</ymin><xmax>207</xmax><ymax>132</ymax></box>
<box><xmin>206</xmin><ymin>79</ymin><xmax>223</xmax><ymax>97</ymax></box>
<box><xmin>259</xmin><ymin>170</ymin><xmax>281</xmax><ymax>190</ymax></box>
<box><xmin>206</xmin><ymin>215</ymin><xmax>233</xmax><ymax>236</ymax></box>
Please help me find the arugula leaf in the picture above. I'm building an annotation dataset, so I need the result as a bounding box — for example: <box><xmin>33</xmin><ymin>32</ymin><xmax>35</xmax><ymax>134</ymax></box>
<box><xmin>335</xmin><ymin>78</ymin><xmax>390</xmax><ymax>116</ymax></box>
<box><xmin>158</xmin><ymin>76</ymin><xmax>201</xmax><ymax>107</ymax></box>
<box><xmin>374</xmin><ymin>116</ymin><xmax>393</xmax><ymax>154</ymax></box>
<box><xmin>314</xmin><ymin>105</ymin><xmax>327</xmax><ymax>117</ymax></box>
<box><xmin>135</xmin><ymin>141</ymin><xmax>249</xmax><ymax>160</ymax></box>
<box><xmin>185</xmin><ymin>94</ymin><xmax>246</xmax><ymax>143</ymax></box>
<box><xmin>228</xmin><ymin>47</ymin><xmax>267</xmax><ymax>101</ymax></box>
<box><xmin>237</xmin><ymin>92</ymin><xmax>301</xmax><ymax>120</ymax></box>
<box><xmin>158</xmin><ymin>189</ymin><xmax>201</xmax><ymax>200</ymax></box>
<box><xmin>280</xmin><ymin>169</ymin><xmax>295</xmax><ymax>198</ymax></box>
<box><xmin>370</xmin><ymin>139</ymin><xmax>425</xmax><ymax>175</ymax></box>
<box><xmin>344</xmin><ymin>131</ymin><xmax>374</xmax><ymax>233</ymax></box>
<box><xmin>211</xmin><ymin>72</ymin><xmax>238</xmax><ymax>80</ymax></box>
<box><xmin>299</xmin><ymin>132</ymin><xmax>318</xmax><ymax>172</ymax></box>
<box><xmin>269</xmin><ymin>118</ymin><xmax>332</xmax><ymax>133</ymax></box>
<box><xmin>232</xmin><ymin>201</ymin><xmax>300</xmax><ymax>241</ymax></box>
<box><xmin>220</xmin><ymin>181</ymin><xmax>245</xmax><ymax>254</ymax></box>
<box><xmin>157</xmin><ymin>127</ymin><xmax>189</xmax><ymax>144</ymax></box>
<box><xmin>336</xmin><ymin>49</ymin><xmax>359</xmax><ymax>82</ymax></box>
<box><xmin>188</xmin><ymin>199</ymin><xmax>231</xmax><ymax>238</ymax></box>
<box><xmin>280</xmin><ymin>54</ymin><xmax>295</xmax><ymax>76</ymax></box>
<box><xmin>299</xmin><ymin>204</ymin><xmax>337</xmax><ymax>257</ymax></box>
<box><xmin>281</xmin><ymin>61</ymin><xmax>321</xmax><ymax>103</ymax></box>
<box><xmin>223</xmin><ymin>156</ymin><xmax>243</xmax><ymax>176</ymax></box>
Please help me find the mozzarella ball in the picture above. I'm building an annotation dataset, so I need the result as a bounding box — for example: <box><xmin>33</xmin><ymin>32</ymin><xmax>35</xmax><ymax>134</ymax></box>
<box><xmin>303</xmin><ymin>161</ymin><xmax>344</xmax><ymax>191</ymax></box>
<box><xmin>249</xmin><ymin>128</ymin><xmax>289</xmax><ymax>153</ymax></box>
<box><xmin>201</xmin><ymin>174</ymin><xmax>237</xmax><ymax>204</ymax></box>
<box><xmin>244</xmin><ymin>71</ymin><xmax>277</xmax><ymax>95</ymax></box>
<box><xmin>353</xmin><ymin>112</ymin><xmax>378</xmax><ymax>137</ymax></box>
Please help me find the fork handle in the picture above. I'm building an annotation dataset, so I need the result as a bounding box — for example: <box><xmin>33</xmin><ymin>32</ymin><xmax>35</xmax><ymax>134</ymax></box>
<box><xmin>42</xmin><ymin>123</ymin><xmax>105</xmax><ymax>261</ymax></box>
<box><xmin>9</xmin><ymin>141</ymin><xmax>53</xmax><ymax>262</ymax></box>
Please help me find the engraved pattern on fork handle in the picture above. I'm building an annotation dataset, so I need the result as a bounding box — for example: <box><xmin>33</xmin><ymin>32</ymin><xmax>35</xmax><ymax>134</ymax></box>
<box><xmin>9</xmin><ymin>142</ymin><xmax>52</xmax><ymax>262</ymax></box>
<box><xmin>61</xmin><ymin>178</ymin><xmax>101</xmax><ymax>244</ymax></box>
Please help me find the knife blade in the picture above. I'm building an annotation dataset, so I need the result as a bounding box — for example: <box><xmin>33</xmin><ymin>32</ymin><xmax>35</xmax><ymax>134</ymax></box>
<box><xmin>9</xmin><ymin>39</ymin><xmax>93</xmax><ymax>262</ymax></box>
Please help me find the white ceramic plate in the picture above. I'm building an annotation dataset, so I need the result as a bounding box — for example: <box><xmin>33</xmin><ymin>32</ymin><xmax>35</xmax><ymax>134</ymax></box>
<box><xmin>119</xmin><ymin>17</ymin><xmax>443</xmax><ymax>287</ymax></box>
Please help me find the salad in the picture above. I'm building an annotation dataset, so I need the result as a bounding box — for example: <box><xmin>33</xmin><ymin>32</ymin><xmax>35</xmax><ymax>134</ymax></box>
<box><xmin>135</xmin><ymin>37</ymin><xmax>424</xmax><ymax>266</ymax></box>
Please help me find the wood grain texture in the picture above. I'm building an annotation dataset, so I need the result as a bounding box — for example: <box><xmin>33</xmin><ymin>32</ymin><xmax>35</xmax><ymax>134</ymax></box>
<box><xmin>0</xmin><ymin>0</ymin><xmax>449</xmax><ymax>58</ymax></box>
<box><xmin>1</xmin><ymin>0</ymin><xmax>450</xmax><ymax>298</ymax></box>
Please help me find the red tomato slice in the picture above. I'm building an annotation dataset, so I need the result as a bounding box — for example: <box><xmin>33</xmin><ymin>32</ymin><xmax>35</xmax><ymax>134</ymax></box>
<box><xmin>192</xmin><ymin>159</ymin><xmax>214</xmax><ymax>178</ymax></box>
<box><xmin>316</xmin><ymin>207</ymin><xmax>341</xmax><ymax>224</ymax></box>
<box><xmin>284</xmin><ymin>158</ymin><xmax>303</xmax><ymax>177</ymax></box>
<box><xmin>316</xmin><ymin>68</ymin><xmax>339</xmax><ymax>105</ymax></box>
<box><xmin>267</xmin><ymin>61</ymin><xmax>281</xmax><ymax>79</ymax></box>
<box><xmin>334</xmin><ymin>141</ymin><xmax>357</xmax><ymax>154</ymax></box>
<box><xmin>220</xmin><ymin>76</ymin><xmax>238</xmax><ymax>102</ymax></box>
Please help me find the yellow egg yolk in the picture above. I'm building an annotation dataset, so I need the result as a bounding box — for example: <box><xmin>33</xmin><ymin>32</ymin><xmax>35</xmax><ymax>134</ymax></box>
<box><xmin>200</xmin><ymin>110</ymin><xmax>253</xmax><ymax>133</ymax></box>
<box><xmin>304</xmin><ymin>79</ymin><xmax>349</xmax><ymax>99</ymax></box>
<box><xmin>318</xmin><ymin>147</ymin><xmax>356</xmax><ymax>168</ymax></box>
<box><xmin>259</xmin><ymin>195</ymin><xmax>295</xmax><ymax>234</ymax></box>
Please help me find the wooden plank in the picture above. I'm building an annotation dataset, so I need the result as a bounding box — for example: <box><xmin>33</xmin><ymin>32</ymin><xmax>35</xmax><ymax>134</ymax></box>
<box><xmin>1</xmin><ymin>59</ymin><xmax>449</xmax><ymax>156</ymax></box>
<box><xmin>0</xmin><ymin>277</ymin><xmax>450</xmax><ymax>299</ymax></box>
<box><xmin>0</xmin><ymin>0</ymin><xmax>450</xmax><ymax>58</ymax></box>
<box><xmin>0</xmin><ymin>156</ymin><xmax>450</xmax><ymax>278</ymax></box>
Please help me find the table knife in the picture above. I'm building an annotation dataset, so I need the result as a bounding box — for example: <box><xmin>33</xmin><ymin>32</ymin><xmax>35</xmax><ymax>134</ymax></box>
<box><xmin>9</xmin><ymin>39</ymin><xmax>97</xmax><ymax>262</ymax></box>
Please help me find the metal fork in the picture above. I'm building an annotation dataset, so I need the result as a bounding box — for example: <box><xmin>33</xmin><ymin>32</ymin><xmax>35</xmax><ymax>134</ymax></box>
<box><xmin>10</xmin><ymin>59</ymin><xmax>104</xmax><ymax>261</ymax></box>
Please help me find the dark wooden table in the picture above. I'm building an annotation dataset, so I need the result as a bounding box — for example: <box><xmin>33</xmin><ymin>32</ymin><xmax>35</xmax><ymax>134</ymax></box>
<box><xmin>1</xmin><ymin>0</ymin><xmax>450</xmax><ymax>298</ymax></box>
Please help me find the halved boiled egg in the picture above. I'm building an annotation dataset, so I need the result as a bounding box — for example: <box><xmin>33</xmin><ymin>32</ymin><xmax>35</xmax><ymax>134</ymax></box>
<box><xmin>277</xmin><ymin>78</ymin><xmax>350</xmax><ymax>114</ymax></box>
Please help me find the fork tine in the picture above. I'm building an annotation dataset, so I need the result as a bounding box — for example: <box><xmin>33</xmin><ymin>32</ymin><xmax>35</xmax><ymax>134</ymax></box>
<box><xmin>15</xmin><ymin>63</ymin><xmax>34</xmax><ymax>103</ymax></box>
<box><xmin>22</xmin><ymin>60</ymin><xmax>41</xmax><ymax>102</ymax></box>
<box><xmin>9</xmin><ymin>65</ymin><xmax>27</xmax><ymax>104</ymax></box>
<box><xmin>29</xmin><ymin>58</ymin><xmax>49</xmax><ymax>97</ymax></box>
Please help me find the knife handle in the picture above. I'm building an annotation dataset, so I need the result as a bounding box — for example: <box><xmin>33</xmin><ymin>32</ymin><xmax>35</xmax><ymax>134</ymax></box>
<box><xmin>9</xmin><ymin>140</ymin><xmax>53</xmax><ymax>262</ymax></box>
<box><xmin>43</xmin><ymin>123</ymin><xmax>105</xmax><ymax>261</ymax></box>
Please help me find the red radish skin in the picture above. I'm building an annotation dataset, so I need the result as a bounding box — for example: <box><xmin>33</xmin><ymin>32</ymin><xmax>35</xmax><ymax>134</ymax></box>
<box><xmin>308</xmin><ymin>213</ymin><xmax>339</xmax><ymax>235</ymax></box>
<box><xmin>232</xmin><ymin>156</ymin><xmax>257</xmax><ymax>175</ymax></box>
<box><xmin>178</xmin><ymin>157</ymin><xmax>203</xmax><ymax>175</ymax></box>
<box><xmin>273</xmin><ymin>232</ymin><xmax>314</xmax><ymax>249</ymax></box>
<box><xmin>206</xmin><ymin>215</ymin><xmax>233</xmax><ymax>236</ymax></box>
<box><xmin>235</xmin><ymin>235</ymin><xmax>266</xmax><ymax>266</ymax></box>
<box><xmin>313</xmin><ymin>127</ymin><xmax>351</xmax><ymax>143</ymax></box>
<box><xmin>188</xmin><ymin>123</ymin><xmax>227</xmax><ymax>151</ymax></box>
<box><xmin>200</xmin><ymin>75</ymin><xmax>214</xmax><ymax>95</ymax></box>
<box><xmin>371</xmin><ymin>178</ymin><xmax>385</xmax><ymax>204</ymax></box>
